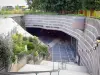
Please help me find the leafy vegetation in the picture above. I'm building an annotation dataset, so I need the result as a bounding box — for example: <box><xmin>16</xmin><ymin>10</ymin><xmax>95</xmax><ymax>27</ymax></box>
<box><xmin>0</xmin><ymin>5</ymin><xmax>25</xmax><ymax>15</ymax></box>
<box><xmin>24</xmin><ymin>10</ymin><xmax>57</xmax><ymax>15</ymax></box>
<box><xmin>12</xmin><ymin>33</ymin><xmax>48</xmax><ymax>63</ymax></box>
<box><xmin>0</xmin><ymin>36</ymin><xmax>11</xmax><ymax>71</ymax></box>
<box><xmin>25</xmin><ymin>0</ymin><xmax>100</xmax><ymax>19</ymax></box>
<box><xmin>26</xmin><ymin>0</ymin><xmax>81</xmax><ymax>14</ymax></box>
<box><xmin>96</xmin><ymin>17</ymin><xmax>100</xmax><ymax>20</ymax></box>
<box><xmin>0</xmin><ymin>10</ymin><xmax>23</xmax><ymax>15</ymax></box>
<box><xmin>26</xmin><ymin>0</ymin><xmax>100</xmax><ymax>14</ymax></box>
<box><xmin>81</xmin><ymin>0</ymin><xmax>100</xmax><ymax>10</ymax></box>
<box><xmin>0</xmin><ymin>0</ymin><xmax>100</xmax><ymax>19</ymax></box>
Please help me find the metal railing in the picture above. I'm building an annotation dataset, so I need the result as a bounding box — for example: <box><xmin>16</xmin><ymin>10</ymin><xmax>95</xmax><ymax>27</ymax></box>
<box><xmin>52</xmin><ymin>59</ymin><xmax>69</xmax><ymax>71</ymax></box>
<box><xmin>51</xmin><ymin>43</ymin><xmax>72</xmax><ymax>70</ymax></box>
<box><xmin>0</xmin><ymin>69</ymin><xmax>60</xmax><ymax>75</ymax></box>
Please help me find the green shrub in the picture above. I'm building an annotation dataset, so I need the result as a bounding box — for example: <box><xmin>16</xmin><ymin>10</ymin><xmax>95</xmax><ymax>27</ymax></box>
<box><xmin>12</xmin><ymin>33</ymin><xmax>25</xmax><ymax>62</ymax></box>
<box><xmin>34</xmin><ymin>51</ymin><xmax>39</xmax><ymax>57</ymax></box>
<box><xmin>12</xmin><ymin>33</ymin><xmax>48</xmax><ymax>63</ymax></box>
<box><xmin>24</xmin><ymin>10</ymin><xmax>57</xmax><ymax>15</ymax></box>
<box><xmin>23</xmin><ymin>37</ymin><xmax>28</xmax><ymax>41</ymax></box>
<box><xmin>27</xmin><ymin>42</ymin><xmax>35</xmax><ymax>51</ymax></box>
<box><xmin>0</xmin><ymin>36</ymin><xmax>11</xmax><ymax>69</ymax></box>
<box><xmin>29</xmin><ymin>37</ymin><xmax>33</xmax><ymax>42</ymax></box>
<box><xmin>0</xmin><ymin>9</ymin><xmax>24</xmax><ymax>15</ymax></box>
<box><xmin>66</xmin><ymin>14</ymin><xmax>85</xmax><ymax>16</ymax></box>
<box><xmin>96</xmin><ymin>17</ymin><xmax>100</xmax><ymax>20</ymax></box>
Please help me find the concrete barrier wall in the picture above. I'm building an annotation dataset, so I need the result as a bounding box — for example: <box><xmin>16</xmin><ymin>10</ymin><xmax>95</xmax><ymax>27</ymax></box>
<box><xmin>12</xmin><ymin>16</ymin><xmax>26</xmax><ymax>29</ymax></box>
<box><xmin>10</xmin><ymin>56</ymin><xmax>27</xmax><ymax>72</ymax></box>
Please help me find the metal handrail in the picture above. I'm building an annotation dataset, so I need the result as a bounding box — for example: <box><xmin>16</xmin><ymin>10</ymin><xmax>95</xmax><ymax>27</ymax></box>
<box><xmin>52</xmin><ymin>59</ymin><xmax>68</xmax><ymax>70</ymax></box>
<box><xmin>0</xmin><ymin>69</ymin><xmax>60</xmax><ymax>75</ymax></box>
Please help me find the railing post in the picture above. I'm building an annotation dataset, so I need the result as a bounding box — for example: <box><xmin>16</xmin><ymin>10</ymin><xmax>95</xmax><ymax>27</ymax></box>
<box><xmin>62</xmin><ymin>61</ymin><xmax>63</xmax><ymax>69</ymax></box>
<box><xmin>65</xmin><ymin>60</ymin><xmax>66</xmax><ymax>69</ymax></box>
<box><xmin>58</xmin><ymin>70</ymin><xmax>60</xmax><ymax>75</ymax></box>
<box><xmin>36</xmin><ymin>73</ymin><xmax>38</xmax><ymax>75</ymax></box>
<box><xmin>64</xmin><ymin>60</ymin><xmax>65</xmax><ymax>69</ymax></box>
<box><xmin>52</xmin><ymin>47</ymin><xmax>54</xmax><ymax>70</ymax></box>
<box><xmin>58</xmin><ymin>61</ymin><xmax>59</xmax><ymax>69</ymax></box>
<box><xmin>50</xmin><ymin>72</ymin><xmax>52</xmax><ymax>75</ymax></box>
<box><xmin>53</xmin><ymin>61</ymin><xmax>54</xmax><ymax>70</ymax></box>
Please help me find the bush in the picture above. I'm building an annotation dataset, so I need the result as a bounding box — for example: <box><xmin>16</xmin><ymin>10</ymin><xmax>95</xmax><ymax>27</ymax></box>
<box><xmin>29</xmin><ymin>37</ymin><xmax>33</xmax><ymax>42</ymax></box>
<box><xmin>12</xmin><ymin>33</ymin><xmax>25</xmax><ymax>62</ymax></box>
<box><xmin>34</xmin><ymin>51</ymin><xmax>39</xmax><ymax>57</ymax></box>
<box><xmin>12</xmin><ymin>33</ymin><xmax>49</xmax><ymax>63</ymax></box>
<box><xmin>0</xmin><ymin>9</ymin><xmax>24</xmax><ymax>15</ymax></box>
<box><xmin>23</xmin><ymin>37</ymin><xmax>28</xmax><ymax>41</ymax></box>
<box><xmin>27</xmin><ymin>42</ymin><xmax>35</xmax><ymax>52</ymax></box>
<box><xmin>66</xmin><ymin>14</ymin><xmax>85</xmax><ymax>16</ymax></box>
<box><xmin>24</xmin><ymin>10</ymin><xmax>57</xmax><ymax>15</ymax></box>
<box><xmin>0</xmin><ymin>36</ymin><xmax>11</xmax><ymax>70</ymax></box>
<box><xmin>96</xmin><ymin>17</ymin><xmax>100</xmax><ymax>20</ymax></box>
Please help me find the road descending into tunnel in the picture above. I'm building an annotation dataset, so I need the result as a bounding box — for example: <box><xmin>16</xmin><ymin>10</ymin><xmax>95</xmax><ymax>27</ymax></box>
<box><xmin>39</xmin><ymin>36</ymin><xmax>75</xmax><ymax>63</ymax></box>
<box><xmin>26</xmin><ymin>28</ymin><xmax>76</xmax><ymax>63</ymax></box>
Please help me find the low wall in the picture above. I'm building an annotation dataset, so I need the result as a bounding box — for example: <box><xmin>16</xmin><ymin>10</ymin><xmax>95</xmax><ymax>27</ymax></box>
<box><xmin>12</xmin><ymin>16</ymin><xmax>26</xmax><ymax>29</ymax></box>
<box><xmin>10</xmin><ymin>56</ymin><xmax>27</xmax><ymax>72</ymax></box>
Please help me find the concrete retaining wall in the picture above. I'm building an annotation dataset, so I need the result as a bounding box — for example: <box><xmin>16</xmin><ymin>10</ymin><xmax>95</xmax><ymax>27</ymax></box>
<box><xmin>78</xmin><ymin>18</ymin><xmax>100</xmax><ymax>75</ymax></box>
<box><xmin>10</xmin><ymin>56</ymin><xmax>27</xmax><ymax>72</ymax></box>
<box><xmin>12</xmin><ymin>16</ymin><xmax>26</xmax><ymax>29</ymax></box>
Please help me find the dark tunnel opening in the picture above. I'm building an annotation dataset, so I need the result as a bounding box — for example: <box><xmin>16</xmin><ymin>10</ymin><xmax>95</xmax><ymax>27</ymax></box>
<box><xmin>26</xmin><ymin>28</ymin><xmax>71</xmax><ymax>41</ymax></box>
<box><xmin>26</xmin><ymin>27</ymin><xmax>78</xmax><ymax>62</ymax></box>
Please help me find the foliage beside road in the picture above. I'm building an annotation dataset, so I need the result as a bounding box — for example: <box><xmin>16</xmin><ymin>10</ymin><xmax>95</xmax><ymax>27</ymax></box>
<box><xmin>26</xmin><ymin>0</ymin><xmax>100</xmax><ymax>19</ymax></box>
<box><xmin>12</xmin><ymin>33</ymin><xmax>48</xmax><ymax>63</ymax></box>
<box><xmin>0</xmin><ymin>0</ymin><xmax>100</xmax><ymax>19</ymax></box>
<box><xmin>0</xmin><ymin>36</ymin><xmax>11</xmax><ymax>71</ymax></box>
<box><xmin>26</xmin><ymin>0</ymin><xmax>100</xmax><ymax>14</ymax></box>
<box><xmin>0</xmin><ymin>9</ymin><xmax>23</xmax><ymax>15</ymax></box>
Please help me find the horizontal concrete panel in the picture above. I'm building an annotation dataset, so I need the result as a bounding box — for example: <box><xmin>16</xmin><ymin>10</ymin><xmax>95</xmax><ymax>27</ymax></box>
<box><xmin>86</xmin><ymin>18</ymin><xmax>100</xmax><ymax>35</ymax></box>
<box><xmin>85</xmin><ymin>24</ymin><xmax>98</xmax><ymax>37</ymax></box>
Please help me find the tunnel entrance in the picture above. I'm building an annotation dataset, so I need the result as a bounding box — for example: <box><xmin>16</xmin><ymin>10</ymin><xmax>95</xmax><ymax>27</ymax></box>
<box><xmin>26</xmin><ymin>27</ymin><xmax>78</xmax><ymax>62</ymax></box>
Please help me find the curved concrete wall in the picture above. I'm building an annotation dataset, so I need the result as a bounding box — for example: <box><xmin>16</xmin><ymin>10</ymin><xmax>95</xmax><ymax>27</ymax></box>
<box><xmin>79</xmin><ymin>18</ymin><xmax>100</xmax><ymax>75</ymax></box>
<box><xmin>24</xmin><ymin>15</ymin><xmax>100</xmax><ymax>75</ymax></box>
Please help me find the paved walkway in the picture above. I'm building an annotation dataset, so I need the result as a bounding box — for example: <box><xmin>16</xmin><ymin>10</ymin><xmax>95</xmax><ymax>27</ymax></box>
<box><xmin>18</xmin><ymin>63</ymin><xmax>89</xmax><ymax>75</ymax></box>
<box><xmin>39</xmin><ymin>36</ymin><xmax>75</xmax><ymax>63</ymax></box>
<box><xmin>48</xmin><ymin>39</ymin><xmax>59</xmax><ymax>47</ymax></box>
<box><xmin>19</xmin><ymin>64</ymin><xmax>52</xmax><ymax>72</ymax></box>
<box><xmin>50</xmin><ymin>41</ymin><xmax>75</xmax><ymax>62</ymax></box>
